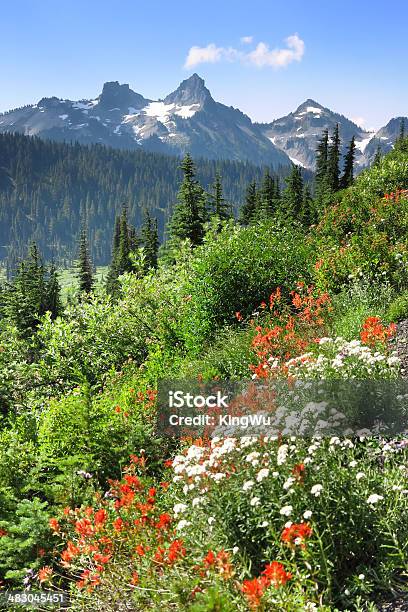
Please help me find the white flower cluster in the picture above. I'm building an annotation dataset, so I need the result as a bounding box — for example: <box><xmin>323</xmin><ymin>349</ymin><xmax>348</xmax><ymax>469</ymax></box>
<box><xmin>285</xmin><ymin>337</ymin><xmax>400</xmax><ymax>379</ymax></box>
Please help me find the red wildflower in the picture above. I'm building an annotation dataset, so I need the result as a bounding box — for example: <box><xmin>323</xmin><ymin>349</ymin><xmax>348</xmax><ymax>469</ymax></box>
<box><xmin>38</xmin><ymin>566</ymin><xmax>53</xmax><ymax>584</ymax></box>
<box><xmin>49</xmin><ymin>518</ymin><xmax>60</xmax><ymax>533</ymax></box>
<box><xmin>281</xmin><ymin>522</ymin><xmax>313</xmax><ymax>548</ymax></box>
<box><xmin>135</xmin><ymin>544</ymin><xmax>146</xmax><ymax>556</ymax></box>
<box><xmin>167</xmin><ymin>539</ymin><xmax>186</xmax><ymax>564</ymax></box>
<box><xmin>262</xmin><ymin>561</ymin><xmax>292</xmax><ymax>587</ymax></box>
<box><xmin>94</xmin><ymin>509</ymin><xmax>107</xmax><ymax>529</ymax></box>
<box><xmin>203</xmin><ymin>550</ymin><xmax>216</xmax><ymax>567</ymax></box>
<box><xmin>156</xmin><ymin>513</ymin><xmax>171</xmax><ymax>530</ymax></box>
<box><xmin>292</xmin><ymin>463</ymin><xmax>305</xmax><ymax>481</ymax></box>
<box><xmin>241</xmin><ymin>577</ymin><xmax>264</xmax><ymax>609</ymax></box>
<box><xmin>113</xmin><ymin>517</ymin><xmax>124</xmax><ymax>532</ymax></box>
<box><xmin>93</xmin><ymin>553</ymin><xmax>111</xmax><ymax>565</ymax></box>
<box><xmin>61</xmin><ymin>541</ymin><xmax>80</xmax><ymax>567</ymax></box>
<box><xmin>75</xmin><ymin>518</ymin><xmax>93</xmax><ymax>536</ymax></box>
<box><xmin>360</xmin><ymin>316</ymin><xmax>396</xmax><ymax>347</ymax></box>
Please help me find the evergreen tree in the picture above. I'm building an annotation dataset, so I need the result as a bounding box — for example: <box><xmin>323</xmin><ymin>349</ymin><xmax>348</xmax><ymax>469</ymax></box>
<box><xmin>76</xmin><ymin>228</ymin><xmax>94</xmax><ymax>294</ymax></box>
<box><xmin>283</xmin><ymin>164</ymin><xmax>303</xmax><ymax>218</ymax></box>
<box><xmin>256</xmin><ymin>169</ymin><xmax>277</xmax><ymax>217</ymax></box>
<box><xmin>314</xmin><ymin>129</ymin><xmax>329</xmax><ymax>204</ymax></box>
<box><xmin>239</xmin><ymin>180</ymin><xmax>258</xmax><ymax>224</ymax></box>
<box><xmin>1</xmin><ymin>243</ymin><xmax>60</xmax><ymax>337</ymax></box>
<box><xmin>141</xmin><ymin>211</ymin><xmax>159</xmax><ymax>270</ymax></box>
<box><xmin>209</xmin><ymin>172</ymin><xmax>231</xmax><ymax>224</ymax></box>
<box><xmin>340</xmin><ymin>136</ymin><xmax>356</xmax><ymax>189</ymax></box>
<box><xmin>301</xmin><ymin>183</ymin><xmax>315</xmax><ymax>226</ymax></box>
<box><xmin>45</xmin><ymin>261</ymin><xmax>62</xmax><ymax>319</ymax></box>
<box><xmin>327</xmin><ymin>124</ymin><xmax>341</xmax><ymax>192</ymax></box>
<box><xmin>106</xmin><ymin>205</ymin><xmax>139</xmax><ymax>295</ymax></box>
<box><xmin>373</xmin><ymin>145</ymin><xmax>382</xmax><ymax>166</ymax></box>
<box><xmin>168</xmin><ymin>154</ymin><xmax>207</xmax><ymax>246</ymax></box>
<box><xmin>395</xmin><ymin>118</ymin><xmax>408</xmax><ymax>153</ymax></box>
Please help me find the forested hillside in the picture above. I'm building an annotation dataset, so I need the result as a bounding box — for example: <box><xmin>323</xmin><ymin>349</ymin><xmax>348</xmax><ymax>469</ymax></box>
<box><xmin>0</xmin><ymin>128</ymin><xmax>407</xmax><ymax>609</ymax></box>
<box><xmin>0</xmin><ymin>133</ymin><xmax>297</xmax><ymax>267</ymax></box>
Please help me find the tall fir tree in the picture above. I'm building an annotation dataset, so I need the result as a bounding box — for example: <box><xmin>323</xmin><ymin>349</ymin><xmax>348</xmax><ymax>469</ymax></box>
<box><xmin>106</xmin><ymin>205</ymin><xmax>139</xmax><ymax>295</ymax></box>
<box><xmin>327</xmin><ymin>124</ymin><xmax>341</xmax><ymax>193</ymax></box>
<box><xmin>300</xmin><ymin>183</ymin><xmax>315</xmax><ymax>226</ymax></box>
<box><xmin>395</xmin><ymin>118</ymin><xmax>408</xmax><ymax>152</ymax></box>
<box><xmin>76</xmin><ymin>228</ymin><xmax>94</xmax><ymax>294</ymax></box>
<box><xmin>256</xmin><ymin>169</ymin><xmax>277</xmax><ymax>218</ymax></box>
<box><xmin>209</xmin><ymin>172</ymin><xmax>231</xmax><ymax>224</ymax></box>
<box><xmin>141</xmin><ymin>210</ymin><xmax>159</xmax><ymax>270</ymax></box>
<box><xmin>1</xmin><ymin>243</ymin><xmax>61</xmax><ymax>337</ymax></box>
<box><xmin>340</xmin><ymin>136</ymin><xmax>356</xmax><ymax>189</ymax></box>
<box><xmin>373</xmin><ymin>144</ymin><xmax>382</xmax><ymax>166</ymax></box>
<box><xmin>239</xmin><ymin>180</ymin><xmax>258</xmax><ymax>224</ymax></box>
<box><xmin>283</xmin><ymin>164</ymin><xmax>304</xmax><ymax>218</ymax></box>
<box><xmin>314</xmin><ymin>129</ymin><xmax>329</xmax><ymax>205</ymax></box>
<box><xmin>45</xmin><ymin>261</ymin><xmax>62</xmax><ymax>318</ymax></box>
<box><xmin>168</xmin><ymin>154</ymin><xmax>207</xmax><ymax>246</ymax></box>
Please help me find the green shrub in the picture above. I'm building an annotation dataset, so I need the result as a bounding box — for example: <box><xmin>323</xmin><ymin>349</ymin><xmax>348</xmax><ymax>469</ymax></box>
<box><xmin>330</xmin><ymin>281</ymin><xmax>393</xmax><ymax>339</ymax></box>
<box><xmin>179</xmin><ymin>326</ymin><xmax>255</xmax><ymax>380</ymax></box>
<box><xmin>313</xmin><ymin>149</ymin><xmax>408</xmax><ymax>292</ymax></box>
<box><xmin>386</xmin><ymin>289</ymin><xmax>408</xmax><ymax>323</ymax></box>
<box><xmin>181</xmin><ymin>219</ymin><xmax>313</xmax><ymax>353</ymax></box>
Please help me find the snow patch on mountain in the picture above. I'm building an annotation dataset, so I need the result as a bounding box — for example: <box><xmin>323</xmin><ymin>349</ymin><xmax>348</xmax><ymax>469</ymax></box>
<box><xmin>355</xmin><ymin>133</ymin><xmax>376</xmax><ymax>153</ymax></box>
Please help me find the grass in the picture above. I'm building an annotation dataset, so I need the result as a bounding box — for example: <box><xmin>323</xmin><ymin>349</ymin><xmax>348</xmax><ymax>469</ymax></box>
<box><xmin>329</xmin><ymin>280</ymin><xmax>395</xmax><ymax>339</ymax></box>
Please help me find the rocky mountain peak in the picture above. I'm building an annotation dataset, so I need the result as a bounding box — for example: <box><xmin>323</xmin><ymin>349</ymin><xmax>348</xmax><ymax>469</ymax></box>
<box><xmin>164</xmin><ymin>73</ymin><xmax>212</xmax><ymax>107</ymax></box>
<box><xmin>98</xmin><ymin>81</ymin><xmax>147</xmax><ymax>110</ymax></box>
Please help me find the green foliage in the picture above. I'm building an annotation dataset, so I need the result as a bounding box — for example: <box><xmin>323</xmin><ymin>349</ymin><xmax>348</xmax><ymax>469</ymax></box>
<box><xmin>179</xmin><ymin>327</ymin><xmax>255</xmax><ymax>380</ymax></box>
<box><xmin>168</xmin><ymin>154</ymin><xmax>208</xmax><ymax>247</ymax></box>
<box><xmin>36</xmin><ymin>292</ymin><xmax>148</xmax><ymax>389</ymax></box>
<box><xmin>180</xmin><ymin>219</ymin><xmax>313</xmax><ymax>353</ymax></box>
<box><xmin>0</xmin><ymin>498</ymin><xmax>50</xmax><ymax>584</ymax></box>
<box><xmin>385</xmin><ymin>289</ymin><xmax>408</xmax><ymax>323</ymax></box>
<box><xmin>340</xmin><ymin>136</ymin><xmax>356</xmax><ymax>189</ymax></box>
<box><xmin>313</xmin><ymin>146</ymin><xmax>408</xmax><ymax>291</ymax></box>
<box><xmin>76</xmin><ymin>228</ymin><xmax>94</xmax><ymax>294</ymax></box>
<box><xmin>283</xmin><ymin>164</ymin><xmax>304</xmax><ymax>218</ymax></box>
<box><xmin>208</xmin><ymin>172</ymin><xmax>231</xmax><ymax>225</ymax></box>
<box><xmin>141</xmin><ymin>210</ymin><xmax>159</xmax><ymax>270</ymax></box>
<box><xmin>0</xmin><ymin>243</ymin><xmax>61</xmax><ymax>338</ymax></box>
<box><xmin>239</xmin><ymin>179</ymin><xmax>258</xmax><ymax>224</ymax></box>
<box><xmin>330</xmin><ymin>281</ymin><xmax>393</xmax><ymax>339</ymax></box>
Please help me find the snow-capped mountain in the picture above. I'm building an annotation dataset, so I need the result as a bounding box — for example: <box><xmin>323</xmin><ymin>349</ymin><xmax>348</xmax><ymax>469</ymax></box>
<box><xmin>363</xmin><ymin>116</ymin><xmax>408</xmax><ymax>163</ymax></box>
<box><xmin>0</xmin><ymin>74</ymin><xmax>290</xmax><ymax>168</ymax></box>
<box><xmin>258</xmin><ymin>99</ymin><xmax>375</xmax><ymax>170</ymax></box>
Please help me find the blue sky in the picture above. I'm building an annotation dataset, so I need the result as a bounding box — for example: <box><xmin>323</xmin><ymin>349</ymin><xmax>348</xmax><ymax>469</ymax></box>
<box><xmin>0</xmin><ymin>0</ymin><xmax>406</xmax><ymax>129</ymax></box>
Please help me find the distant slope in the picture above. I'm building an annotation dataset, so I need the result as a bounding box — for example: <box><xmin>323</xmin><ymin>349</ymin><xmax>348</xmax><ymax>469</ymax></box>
<box><xmin>364</xmin><ymin>116</ymin><xmax>408</xmax><ymax>163</ymax></box>
<box><xmin>0</xmin><ymin>132</ymin><xmax>293</xmax><ymax>266</ymax></box>
<box><xmin>258</xmin><ymin>99</ymin><xmax>374</xmax><ymax>170</ymax></box>
<box><xmin>0</xmin><ymin>74</ymin><xmax>291</xmax><ymax>168</ymax></box>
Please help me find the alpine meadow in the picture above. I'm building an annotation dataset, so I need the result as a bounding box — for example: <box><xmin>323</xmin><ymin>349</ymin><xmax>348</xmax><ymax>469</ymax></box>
<box><xmin>0</xmin><ymin>2</ymin><xmax>407</xmax><ymax>611</ymax></box>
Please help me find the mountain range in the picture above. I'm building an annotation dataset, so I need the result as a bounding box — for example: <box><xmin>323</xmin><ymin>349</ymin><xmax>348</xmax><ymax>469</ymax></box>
<box><xmin>0</xmin><ymin>74</ymin><xmax>406</xmax><ymax>170</ymax></box>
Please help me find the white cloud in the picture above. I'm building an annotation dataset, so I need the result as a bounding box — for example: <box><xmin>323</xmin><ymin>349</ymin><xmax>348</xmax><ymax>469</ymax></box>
<box><xmin>241</xmin><ymin>35</ymin><xmax>253</xmax><ymax>44</ymax></box>
<box><xmin>247</xmin><ymin>34</ymin><xmax>305</xmax><ymax>67</ymax></box>
<box><xmin>184</xmin><ymin>44</ymin><xmax>238</xmax><ymax>69</ymax></box>
<box><xmin>184</xmin><ymin>34</ymin><xmax>305</xmax><ymax>70</ymax></box>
